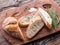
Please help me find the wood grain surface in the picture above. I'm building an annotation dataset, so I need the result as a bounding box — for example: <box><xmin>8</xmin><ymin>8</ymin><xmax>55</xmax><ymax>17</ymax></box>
<box><xmin>0</xmin><ymin>0</ymin><xmax>60</xmax><ymax>45</ymax></box>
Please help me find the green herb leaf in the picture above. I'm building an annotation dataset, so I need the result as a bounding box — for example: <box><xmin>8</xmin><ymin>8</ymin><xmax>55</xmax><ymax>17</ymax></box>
<box><xmin>48</xmin><ymin>9</ymin><xmax>58</xmax><ymax>29</ymax></box>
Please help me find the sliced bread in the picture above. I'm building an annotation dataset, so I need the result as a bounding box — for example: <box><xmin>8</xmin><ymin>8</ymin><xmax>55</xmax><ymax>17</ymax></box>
<box><xmin>26</xmin><ymin>16</ymin><xmax>44</xmax><ymax>39</ymax></box>
<box><xmin>38</xmin><ymin>8</ymin><xmax>52</xmax><ymax>29</ymax></box>
<box><xmin>18</xmin><ymin>11</ymin><xmax>38</xmax><ymax>27</ymax></box>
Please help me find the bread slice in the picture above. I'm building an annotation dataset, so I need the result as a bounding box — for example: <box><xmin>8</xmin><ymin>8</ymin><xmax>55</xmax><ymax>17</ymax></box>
<box><xmin>2</xmin><ymin>17</ymin><xmax>25</xmax><ymax>41</ymax></box>
<box><xmin>38</xmin><ymin>8</ymin><xmax>52</xmax><ymax>29</ymax></box>
<box><xmin>18</xmin><ymin>11</ymin><xmax>38</xmax><ymax>27</ymax></box>
<box><xmin>26</xmin><ymin>16</ymin><xmax>44</xmax><ymax>39</ymax></box>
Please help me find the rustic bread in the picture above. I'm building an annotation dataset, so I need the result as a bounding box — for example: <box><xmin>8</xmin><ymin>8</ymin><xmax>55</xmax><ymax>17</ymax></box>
<box><xmin>2</xmin><ymin>17</ymin><xmax>17</xmax><ymax>30</ymax></box>
<box><xmin>18</xmin><ymin>11</ymin><xmax>38</xmax><ymax>27</ymax></box>
<box><xmin>26</xmin><ymin>16</ymin><xmax>44</xmax><ymax>39</ymax></box>
<box><xmin>38</xmin><ymin>8</ymin><xmax>52</xmax><ymax>29</ymax></box>
<box><xmin>2</xmin><ymin>17</ymin><xmax>25</xmax><ymax>41</ymax></box>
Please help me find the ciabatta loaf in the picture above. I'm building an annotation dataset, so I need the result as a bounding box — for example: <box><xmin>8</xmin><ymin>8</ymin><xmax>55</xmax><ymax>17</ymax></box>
<box><xmin>2</xmin><ymin>17</ymin><xmax>25</xmax><ymax>41</ymax></box>
<box><xmin>38</xmin><ymin>8</ymin><xmax>52</xmax><ymax>29</ymax></box>
<box><xmin>26</xmin><ymin>16</ymin><xmax>44</xmax><ymax>39</ymax></box>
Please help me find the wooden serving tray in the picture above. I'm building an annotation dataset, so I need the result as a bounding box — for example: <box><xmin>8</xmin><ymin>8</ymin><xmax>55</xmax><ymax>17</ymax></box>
<box><xmin>0</xmin><ymin>0</ymin><xmax>60</xmax><ymax>45</ymax></box>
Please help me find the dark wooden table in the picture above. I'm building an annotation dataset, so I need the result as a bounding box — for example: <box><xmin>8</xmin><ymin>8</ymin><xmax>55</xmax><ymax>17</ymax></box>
<box><xmin>0</xmin><ymin>0</ymin><xmax>60</xmax><ymax>45</ymax></box>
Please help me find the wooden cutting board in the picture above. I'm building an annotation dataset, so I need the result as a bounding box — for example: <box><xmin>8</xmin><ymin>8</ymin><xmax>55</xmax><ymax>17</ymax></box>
<box><xmin>0</xmin><ymin>0</ymin><xmax>60</xmax><ymax>45</ymax></box>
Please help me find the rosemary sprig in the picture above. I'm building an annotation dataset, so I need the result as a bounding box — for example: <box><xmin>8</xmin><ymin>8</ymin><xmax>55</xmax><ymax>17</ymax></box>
<box><xmin>48</xmin><ymin>9</ymin><xmax>58</xmax><ymax>29</ymax></box>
